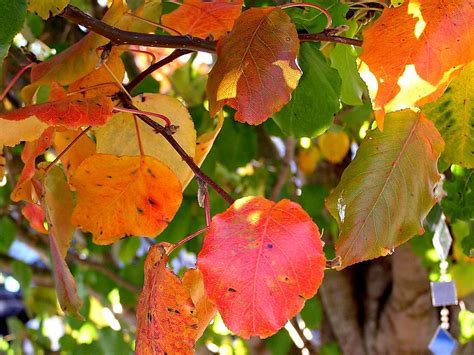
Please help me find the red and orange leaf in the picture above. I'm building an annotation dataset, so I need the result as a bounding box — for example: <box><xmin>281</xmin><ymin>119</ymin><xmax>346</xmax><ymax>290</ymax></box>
<box><xmin>198</xmin><ymin>196</ymin><xmax>326</xmax><ymax>338</ymax></box>
<box><xmin>53</xmin><ymin>129</ymin><xmax>96</xmax><ymax>181</ymax></box>
<box><xmin>11</xmin><ymin>128</ymin><xmax>55</xmax><ymax>202</ymax></box>
<box><xmin>71</xmin><ymin>154</ymin><xmax>182</xmax><ymax>245</ymax></box>
<box><xmin>162</xmin><ymin>0</ymin><xmax>243</xmax><ymax>39</ymax></box>
<box><xmin>136</xmin><ymin>243</ymin><xmax>198</xmax><ymax>354</ymax></box>
<box><xmin>207</xmin><ymin>7</ymin><xmax>301</xmax><ymax>125</ymax></box>
<box><xmin>360</xmin><ymin>0</ymin><xmax>474</xmax><ymax>127</ymax></box>
<box><xmin>0</xmin><ymin>96</ymin><xmax>114</xmax><ymax>129</ymax></box>
<box><xmin>182</xmin><ymin>269</ymin><xmax>217</xmax><ymax>339</ymax></box>
<box><xmin>22</xmin><ymin>202</ymin><xmax>48</xmax><ymax>234</ymax></box>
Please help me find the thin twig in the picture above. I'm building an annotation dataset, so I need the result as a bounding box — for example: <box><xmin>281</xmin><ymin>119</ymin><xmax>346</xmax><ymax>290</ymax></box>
<box><xmin>270</xmin><ymin>138</ymin><xmax>295</xmax><ymax>201</ymax></box>
<box><xmin>168</xmin><ymin>226</ymin><xmax>209</xmax><ymax>254</ymax></box>
<box><xmin>280</xmin><ymin>2</ymin><xmax>332</xmax><ymax>29</ymax></box>
<box><xmin>125</xmin><ymin>49</ymin><xmax>192</xmax><ymax>92</ymax></box>
<box><xmin>60</xmin><ymin>5</ymin><xmax>363</xmax><ymax>51</ymax></box>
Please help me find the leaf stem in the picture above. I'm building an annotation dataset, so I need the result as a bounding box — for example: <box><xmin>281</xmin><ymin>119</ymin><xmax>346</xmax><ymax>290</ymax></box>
<box><xmin>133</xmin><ymin>115</ymin><xmax>145</xmax><ymax>156</ymax></box>
<box><xmin>168</xmin><ymin>226</ymin><xmax>209</xmax><ymax>254</ymax></box>
<box><xmin>112</xmin><ymin>106</ymin><xmax>172</xmax><ymax>127</ymax></box>
<box><xmin>280</xmin><ymin>2</ymin><xmax>332</xmax><ymax>29</ymax></box>
<box><xmin>0</xmin><ymin>63</ymin><xmax>34</xmax><ymax>101</ymax></box>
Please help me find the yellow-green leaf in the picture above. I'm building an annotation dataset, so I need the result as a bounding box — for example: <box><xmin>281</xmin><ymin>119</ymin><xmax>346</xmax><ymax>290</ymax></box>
<box><xmin>28</xmin><ymin>0</ymin><xmax>69</xmax><ymax>19</ymax></box>
<box><xmin>326</xmin><ymin>110</ymin><xmax>445</xmax><ymax>269</ymax></box>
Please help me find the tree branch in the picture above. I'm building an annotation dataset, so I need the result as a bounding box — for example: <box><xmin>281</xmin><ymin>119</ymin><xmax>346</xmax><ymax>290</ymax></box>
<box><xmin>60</xmin><ymin>5</ymin><xmax>362</xmax><ymax>53</ymax></box>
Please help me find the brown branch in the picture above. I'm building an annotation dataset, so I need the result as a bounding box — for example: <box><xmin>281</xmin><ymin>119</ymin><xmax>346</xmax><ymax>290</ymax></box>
<box><xmin>60</xmin><ymin>5</ymin><xmax>362</xmax><ymax>53</ymax></box>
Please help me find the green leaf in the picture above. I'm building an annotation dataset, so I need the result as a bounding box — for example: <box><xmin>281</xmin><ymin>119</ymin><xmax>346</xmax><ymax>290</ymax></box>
<box><xmin>26</xmin><ymin>13</ymin><xmax>45</xmax><ymax>38</ymax></box>
<box><xmin>330</xmin><ymin>44</ymin><xmax>366</xmax><ymax>106</ymax></box>
<box><xmin>300</xmin><ymin>296</ymin><xmax>322</xmax><ymax>329</ymax></box>
<box><xmin>273</xmin><ymin>43</ymin><xmax>341</xmax><ymax>138</ymax></box>
<box><xmin>0</xmin><ymin>217</ymin><xmax>16</xmax><ymax>253</ymax></box>
<box><xmin>326</xmin><ymin>110</ymin><xmax>445</xmax><ymax>268</ymax></box>
<box><xmin>442</xmin><ymin>167</ymin><xmax>473</xmax><ymax>222</ymax></box>
<box><xmin>0</xmin><ymin>0</ymin><xmax>27</xmax><ymax>68</ymax></box>
<box><xmin>288</xmin><ymin>0</ymin><xmax>349</xmax><ymax>33</ymax></box>
<box><xmin>265</xmin><ymin>329</ymin><xmax>292</xmax><ymax>355</ymax></box>
<box><xmin>12</xmin><ymin>260</ymin><xmax>32</xmax><ymax>293</ymax></box>
<box><xmin>451</xmin><ymin>262</ymin><xmax>474</xmax><ymax>298</ymax></box>
<box><xmin>118</xmin><ymin>238</ymin><xmax>141</xmax><ymax>265</ymax></box>
<box><xmin>423</xmin><ymin>61</ymin><xmax>474</xmax><ymax>168</ymax></box>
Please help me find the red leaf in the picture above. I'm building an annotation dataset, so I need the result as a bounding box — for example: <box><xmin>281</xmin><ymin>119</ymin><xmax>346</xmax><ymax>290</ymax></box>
<box><xmin>0</xmin><ymin>96</ymin><xmax>113</xmax><ymax>129</ymax></box>
<box><xmin>162</xmin><ymin>0</ymin><xmax>243</xmax><ymax>39</ymax></box>
<box><xmin>22</xmin><ymin>202</ymin><xmax>48</xmax><ymax>234</ymax></box>
<box><xmin>136</xmin><ymin>244</ymin><xmax>198</xmax><ymax>354</ymax></box>
<box><xmin>207</xmin><ymin>7</ymin><xmax>301</xmax><ymax>125</ymax></box>
<box><xmin>198</xmin><ymin>196</ymin><xmax>326</xmax><ymax>338</ymax></box>
<box><xmin>11</xmin><ymin>128</ymin><xmax>55</xmax><ymax>202</ymax></box>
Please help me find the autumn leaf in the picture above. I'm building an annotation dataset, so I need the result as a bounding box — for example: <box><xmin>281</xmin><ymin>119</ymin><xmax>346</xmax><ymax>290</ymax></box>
<box><xmin>423</xmin><ymin>61</ymin><xmax>474</xmax><ymax>168</ymax></box>
<box><xmin>27</xmin><ymin>0</ymin><xmax>69</xmax><ymax>19</ymax></box>
<box><xmin>22</xmin><ymin>0</ymin><xmax>128</xmax><ymax>101</ymax></box>
<box><xmin>326</xmin><ymin>110</ymin><xmax>445</xmax><ymax>269</ymax></box>
<box><xmin>11</xmin><ymin>128</ymin><xmax>55</xmax><ymax>202</ymax></box>
<box><xmin>182</xmin><ymin>269</ymin><xmax>217</xmax><ymax>339</ymax></box>
<box><xmin>95</xmin><ymin>93</ymin><xmax>196</xmax><ymax>187</ymax></box>
<box><xmin>71</xmin><ymin>154</ymin><xmax>183</xmax><ymax>245</ymax></box>
<box><xmin>360</xmin><ymin>0</ymin><xmax>474</xmax><ymax>127</ymax></box>
<box><xmin>32</xmin><ymin>168</ymin><xmax>82</xmax><ymax>318</ymax></box>
<box><xmin>318</xmin><ymin>131</ymin><xmax>350</xmax><ymax>164</ymax></box>
<box><xmin>22</xmin><ymin>202</ymin><xmax>48</xmax><ymax>234</ymax></box>
<box><xmin>207</xmin><ymin>7</ymin><xmax>301</xmax><ymax>125</ymax></box>
<box><xmin>198</xmin><ymin>196</ymin><xmax>326</xmax><ymax>338</ymax></box>
<box><xmin>162</xmin><ymin>0</ymin><xmax>243</xmax><ymax>39</ymax></box>
<box><xmin>0</xmin><ymin>95</ymin><xmax>114</xmax><ymax>129</ymax></box>
<box><xmin>53</xmin><ymin>129</ymin><xmax>96</xmax><ymax>181</ymax></box>
<box><xmin>136</xmin><ymin>243</ymin><xmax>198</xmax><ymax>354</ymax></box>
<box><xmin>0</xmin><ymin>150</ymin><xmax>4</xmax><ymax>182</ymax></box>
<box><xmin>0</xmin><ymin>117</ymin><xmax>48</xmax><ymax>147</ymax></box>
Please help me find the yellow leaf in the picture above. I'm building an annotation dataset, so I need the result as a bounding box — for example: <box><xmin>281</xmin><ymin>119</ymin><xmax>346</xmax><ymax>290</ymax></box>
<box><xmin>95</xmin><ymin>93</ymin><xmax>196</xmax><ymax>186</ymax></box>
<box><xmin>71</xmin><ymin>154</ymin><xmax>182</xmax><ymax>245</ymax></box>
<box><xmin>318</xmin><ymin>131</ymin><xmax>350</xmax><ymax>164</ymax></box>
<box><xmin>297</xmin><ymin>146</ymin><xmax>321</xmax><ymax>175</ymax></box>
<box><xmin>28</xmin><ymin>0</ymin><xmax>69</xmax><ymax>19</ymax></box>
<box><xmin>0</xmin><ymin>117</ymin><xmax>48</xmax><ymax>147</ymax></box>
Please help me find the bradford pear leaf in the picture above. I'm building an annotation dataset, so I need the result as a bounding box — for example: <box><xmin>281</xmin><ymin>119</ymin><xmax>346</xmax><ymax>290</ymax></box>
<box><xmin>207</xmin><ymin>7</ymin><xmax>301</xmax><ymax>125</ymax></box>
<box><xmin>0</xmin><ymin>95</ymin><xmax>114</xmax><ymax>129</ymax></box>
<box><xmin>136</xmin><ymin>244</ymin><xmax>198</xmax><ymax>354</ymax></box>
<box><xmin>326</xmin><ymin>110</ymin><xmax>445</xmax><ymax>269</ymax></box>
<box><xmin>273</xmin><ymin>43</ymin><xmax>341</xmax><ymax>138</ymax></box>
<box><xmin>22</xmin><ymin>202</ymin><xmax>48</xmax><ymax>234</ymax></box>
<box><xmin>0</xmin><ymin>150</ymin><xmax>4</xmax><ymax>181</ymax></box>
<box><xmin>162</xmin><ymin>0</ymin><xmax>243</xmax><ymax>39</ymax></box>
<box><xmin>0</xmin><ymin>117</ymin><xmax>49</xmax><ymax>147</ymax></box>
<box><xmin>11</xmin><ymin>128</ymin><xmax>55</xmax><ymax>202</ymax></box>
<box><xmin>27</xmin><ymin>0</ymin><xmax>69</xmax><ymax>19</ymax></box>
<box><xmin>297</xmin><ymin>146</ymin><xmax>321</xmax><ymax>175</ymax></box>
<box><xmin>198</xmin><ymin>196</ymin><xmax>326</xmax><ymax>338</ymax></box>
<box><xmin>318</xmin><ymin>131</ymin><xmax>350</xmax><ymax>164</ymax></box>
<box><xmin>288</xmin><ymin>0</ymin><xmax>349</xmax><ymax>33</ymax></box>
<box><xmin>95</xmin><ymin>93</ymin><xmax>196</xmax><ymax>186</ymax></box>
<box><xmin>71</xmin><ymin>154</ymin><xmax>183</xmax><ymax>245</ymax></box>
<box><xmin>0</xmin><ymin>0</ymin><xmax>27</xmax><ymax>68</ymax></box>
<box><xmin>330</xmin><ymin>43</ymin><xmax>366</xmax><ymax>106</ymax></box>
<box><xmin>182</xmin><ymin>269</ymin><xmax>217</xmax><ymax>339</ymax></box>
<box><xmin>53</xmin><ymin>128</ymin><xmax>96</xmax><ymax>181</ymax></box>
<box><xmin>423</xmin><ymin>61</ymin><xmax>474</xmax><ymax>168</ymax></box>
<box><xmin>442</xmin><ymin>167</ymin><xmax>473</xmax><ymax>222</ymax></box>
<box><xmin>360</xmin><ymin>0</ymin><xmax>474</xmax><ymax>127</ymax></box>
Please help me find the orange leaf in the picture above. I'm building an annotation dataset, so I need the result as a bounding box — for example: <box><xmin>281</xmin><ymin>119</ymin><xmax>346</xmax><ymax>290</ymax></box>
<box><xmin>11</xmin><ymin>128</ymin><xmax>55</xmax><ymax>202</ymax></box>
<box><xmin>71</xmin><ymin>154</ymin><xmax>183</xmax><ymax>245</ymax></box>
<box><xmin>207</xmin><ymin>7</ymin><xmax>301</xmax><ymax>125</ymax></box>
<box><xmin>360</xmin><ymin>0</ymin><xmax>474</xmax><ymax>127</ymax></box>
<box><xmin>53</xmin><ymin>128</ymin><xmax>96</xmax><ymax>181</ymax></box>
<box><xmin>136</xmin><ymin>244</ymin><xmax>198</xmax><ymax>354</ymax></box>
<box><xmin>182</xmin><ymin>269</ymin><xmax>217</xmax><ymax>339</ymax></box>
<box><xmin>162</xmin><ymin>0</ymin><xmax>243</xmax><ymax>39</ymax></box>
<box><xmin>198</xmin><ymin>196</ymin><xmax>326</xmax><ymax>338</ymax></box>
<box><xmin>0</xmin><ymin>96</ymin><xmax>114</xmax><ymax>129</ymax></box>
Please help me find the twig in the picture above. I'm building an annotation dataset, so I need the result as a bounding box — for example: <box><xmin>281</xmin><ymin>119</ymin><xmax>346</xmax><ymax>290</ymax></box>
<box><xmin>125</xmin><ymin>49</ymin><xmax>192</xmax><ymax>92</ymax></box>
<box><xmin>168</xmin><ymin>226</ymin><xmax>209</xmax><ymax>254</ymax></box>
<box><xmin>60</xmin><ymin>5</ymin><xmax>363</xmax><ymax>51</ymax></box>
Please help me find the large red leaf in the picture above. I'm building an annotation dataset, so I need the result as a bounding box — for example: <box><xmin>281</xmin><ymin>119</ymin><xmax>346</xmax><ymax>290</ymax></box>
<box><xmin>360</xmin><ymin>0</ymin><xmax>474</xmax><ymax>127</ymax></box>
<box><xmin>198</xmin><ymin>196</ymin><xmax>325</xmax><ymax>338</ymax></box>
<box><xmin>162</xmin><ymin>0</ymin><xmax>243</xmax><ymax>39</ymax></box>
<box><xmin>326</xmin><ymin>110</ymin><xmax>445</xmax><ymax>269</ymax></box>
<box><xmin>207</xmin><ymin>7</ymin><xmax>302</xmax><ymax>125</ymax></box>
<box><xmin>136</xmin><ymin>244</ymin><xmax>198</xmax><ymax>354</ymax></box>
<box><xmin>0</xmin><ymin>96</ymin><xmax>114</xmax><ymax>129</ymax></box>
